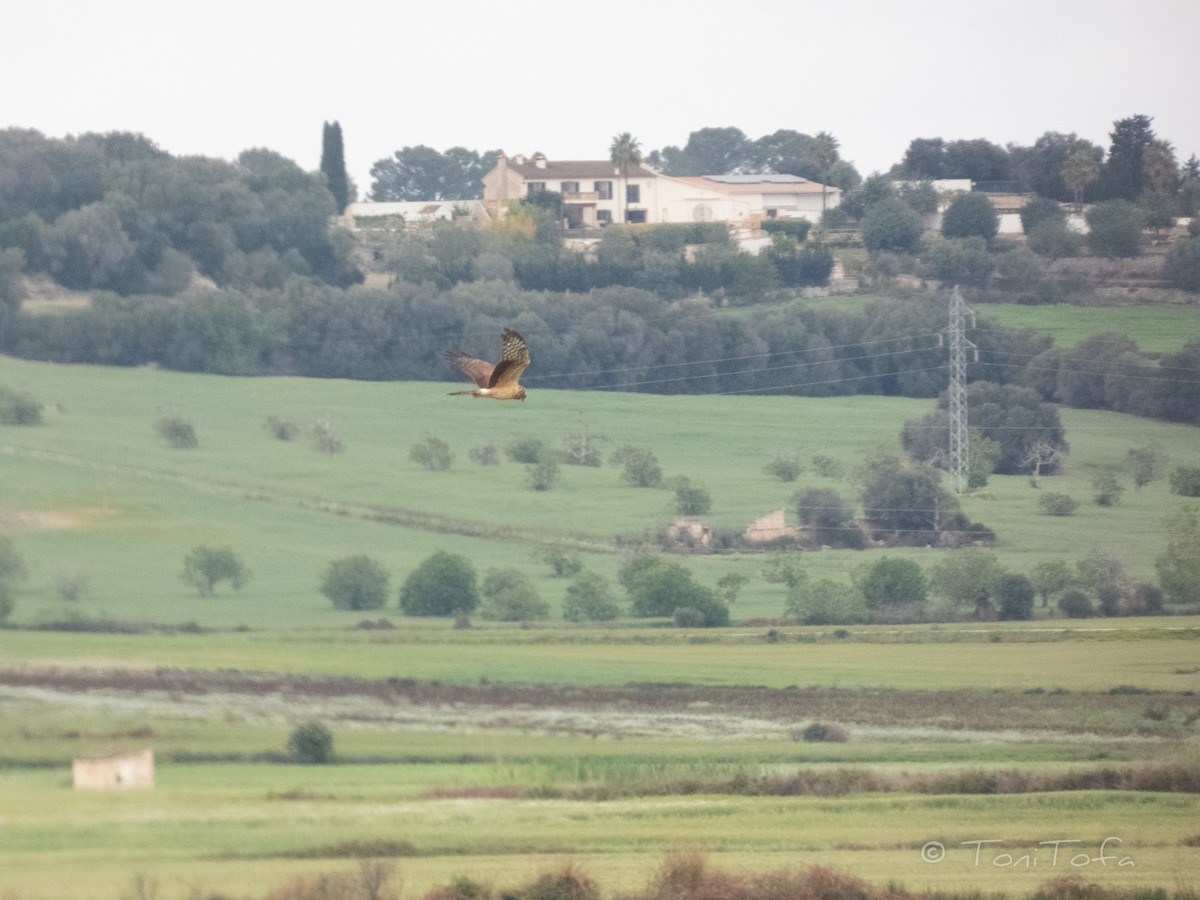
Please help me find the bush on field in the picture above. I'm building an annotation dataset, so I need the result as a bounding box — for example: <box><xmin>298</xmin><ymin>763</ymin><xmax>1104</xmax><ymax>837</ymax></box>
<box><xmin>287</xmin><ymin>721</ymin><xmax>333</xmax><ymax>764</ymax></box>
<box><xmin>506</xmin><ymin>437</ymin><xmax>546</xmax><ymax>464</ymax></box>
<box><xmin>1037</xmin><ymin>492</ymin><xmax>1078</xmax><ymax>516</ymax></box>
<box><xmin>612</xmin><ymin>445</ymin><xmax>663</xmax><ymax>488</ymax></box>
<box><xmin>527</xmin><ymin>447</ymin><xmax>560</xmax><ymax>491</ymax></box>
<box><xmin>798</xmin><ymin>722</ymin><xmax>850</xmax><ymax>743</ymax></box>
<box><xmin>1058</xmin><ymin>588</ymin><xmax>1094</xmax><ymax>619</ymax></box>
<box><xmin>1169</xmin><ymin>465</ymin><xmax>1200</xmax><ymax>497</ymax></box>
<box><xmin>181</xmin><ymin>545</ymin><xmax>249</xmax><ymax>596</ymax></box>
<box><xmin>0</xmin><ymin>538</ymin><xmax>29</xmax><ymax>622</ymax></box>
<box><xmin>0</xmin><ymin>384</ymin><xmax>42</xmax><ymax>424</ymax></box>
<box><xmin>399</xmin><ymin>550</ymin><xmax>479</xmax><ymax>617</ymax></box>
<box><xmin>156</xmin><ymin>415</ymin><xmax>197</xmax><ymax>448</ymax></box>
<box><xmin>411</xmin><ymin>434</ymin><xmax>454</xmax><ymax>471</ymax></box>
<box><xmin>320</xmin><ymin>555</ymin><xmax>389</xmax><ymax>611</ymax></box>
<box><xmin>479</xmin><ymin>568</ymin><xmax>547</xmax><ymax>622</ymax></box>
<box><xmin>266</xmin><ymin>416</ymin><xmax>300</xmax><ymax>441</ymax></box>
<box><xmin>764</xmin><ymin>453</ymin><xmax>803</xmax><ymax>482</ymax></box>
<box><xmin>312</xmin><ymin>420</ymin><xmax>345</xmax><ymax>455</ymax></box>
<box><xmin>672</xmin><ymin>477</ymin><xmax>712</xmax><ymax>516</ymax></box>
<box><xmin>562</xmin><ymin>571</ymin><xmax>621</xmax><ymax>622</ymax></box>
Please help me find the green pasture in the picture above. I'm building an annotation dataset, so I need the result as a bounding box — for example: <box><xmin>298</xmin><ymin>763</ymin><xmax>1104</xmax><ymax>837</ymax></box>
<box><xmin>2</xmin><ymin>619</ymin><xmax>1199</xmax><ymax>692</ymax></box>
<box><xmin>1</xmin><ymin>755</ymin><xmax>1196</xmax><ymax>897</ymax></box>
<box><xmin>975</xmin><ymin>302</ymin><xmax>1200</xmax><ymax>353</ymax></box>
<box><xmin>2</xmin><ymin>356</ymin><xmax>1199</xmax><ymax>630</ymax></box>
<box><xmin>2</xmin><ymin>354</ymin><xmax>1200</xmax><ymax>898</ymax></box>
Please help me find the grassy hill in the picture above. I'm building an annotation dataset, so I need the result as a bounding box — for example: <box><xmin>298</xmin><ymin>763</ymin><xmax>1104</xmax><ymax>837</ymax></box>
<box><xmin>2</xmin><ymin>354</ymin><xmax>1198</xmax><ymax>628</ymax></box>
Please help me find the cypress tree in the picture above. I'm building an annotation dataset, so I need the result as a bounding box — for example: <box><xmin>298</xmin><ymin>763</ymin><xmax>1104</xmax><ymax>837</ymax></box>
<box><xmin>320</xmin><ymin>121</ymin><xmax>350</xmax><ymax>212</ymax></box>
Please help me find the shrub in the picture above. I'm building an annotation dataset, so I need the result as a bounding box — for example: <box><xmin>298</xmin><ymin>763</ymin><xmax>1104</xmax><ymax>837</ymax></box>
<box><xmin>411</xmin><ymin>435</ymin><xmax>454</xmax><ymax>471</ymax></box>
<box><xmin>1058</xmin><ymin>589</ymin><xmax>1094</xmax><ymax>619</ymax></box>
<box><xmin>563</xmin><ymin>571</ymin><xmax>620</xmax><ymax>622</ymax></box>
<box><xmin>265</xmin><ymin>416</ymin><xmax>300</xmax><ymax>441</ymax></box>
<box><xmin>479</xmin><ymin>568</ymin><xmax>547</xmax><ymax>622</ymax></box>
<box><xmin>1019</xmin><ymin>196</ymin><xmax>1066</xmax><ymax>234</ymax></box>
<box><xmin>156</xmin><ymin>416</ymin><xmax>197</xmax><ymax>448</ymax></box>
<box><xmin>1164</xmin><ymin>237</ymin><xmax>1200</xmax><ymax>292</ymax></box>
<box><xmin>764</xmin><ymin>454</ymin><xmax>803</xmax><ymax>482</ymax></box>
<box><xmin>796</xmin><ymin>488</ymin><xmax>861</xmax><ymax>549</ymax></box>
<box><xmin>1157</xmin><ymin>507</ymin><xmax>1200</xmax><ymax>605</ymax></box>
<box><xmin>57</xmin><ymin>569</ymin><xmax>89</xmax><ymax>603</ymax></box>
<box><xmin>0</xmin><ymin>538</ymin><xmax>28</xmax><ymax>622</ymax></box>
<box><xmin>1126</xmin><ymin>445</ymin><xmax>1161</xmax><ymax>490</ymax></box>
<box><xmin>941</xmin><ymin>192</ymin><xmax>999</xmax><ymax>241</ymax></box>
<box><xmin>0</xmin><ymin>385</ymin><xmax>42</xmax><ymax>424</ymax></box>
<box><xmin>1169</xmin><ymin>466</ymin><xmax>1200</xmax><ymax>497</ymax></box>
<box><xmin>399</xmin><ymin>550</ymin><xmax>479</xmax><ymax>616</ymax></box>
<box><xmin>320</xmin><ymin>556</ymin><xmax>389</xmax><ymax>611</ymax></box>
<box><xmin>1086</xmin><ymin>199</ymin><xmax>1144</xmax><ymax>258</ymax></box>
<box><xmin>542</xmin><ymin>546</ymin><xmax>583</xmax><ymax>578</ymax></box>
<box><xmin>672</xmin><ymin>606</ymin><xmax>706</xmax><ymax>628</ymax></box>
<box><xmin>625</xmin><ymin>558</ymin><xmax>728</xmax><ymax>626</ymax></box>
<box><xmin>312</xmin><ymin>420</ymin><xmax>344</xmax><ymax>454</ymax></box>
<box><xmin>786</xmin><ymin>579</ymin><xmax>867</xmax><ymax>626</ymax></box>
<box><xmin>673</xmin><ymin>478</ymin><xmax>712</xmax><ymax>516</ymax></box>
<box><xmin>560</xmin><ymin>427</ymin><xmax>604</xmax><ymax>466</ymax></box>
<box><xmin>857</xmin><ymin>558</ymin><xmax>928</xmax><ymax>611</ymax></box>
<box><xmin>506</xmin><ymin>437</ymin><xmax>545</xmax><ymax>464</ymax></box>
<box><xmin>861</xmin><ymin>197</ymin><xmax>923</xmax><ymax>255</ymax></box>
<box><xmin>180</xmin><ymin>546</ymin><xmax>249</xmax><ymax>596</ymax></box>
<box><xmin>996</xmin><ymin>573</ymin><xmax>1036</xmax><ymax>621</ymax></box>
<box><xmin>761</xmin><ymin>218</ymin><xmax>811</xmax><ymax>240</ymax></box>
<box><xmin>287</xmin><ymin>721</ymin><xmax>333</xmax><ymax>764</ymax></box>
<box><xmin>527</xmin><ymin>447</ymin><xmax>560</xmax><ymax>491</ymax></box>
<box><xmin>1127</xmin><ymin>582</ymin><xmax>1165</xmax><ymax>616</ymax></box>
<box><xmin>469</xmin><ymin>443</ymin><xmax>500</xmax><ymax>465</ymax></box>
<box><xmin>800</xmin><ymin>722</ymin><xmax>850</xmax><ymax>743</ymax></box>
<box><xmin>1037</xmin><ymin>492</ymin><xmax>1078</xmax><ymax>516</ymax></box>
<box><xmin>1026</xmin><ymin>218</ymin><xmax>1084</xmax><ymax>258</ymax></box>
<box><xmin>1091</xmin><ymin>472</ymin><xmax>1124</xmax><ymax>506</ymax></box>
<box><xmin>611</xmin><ymin>445</ymin><xmax>663</xmax><ymax>488</ymax></box>
<box><xmin>811</xmin><ymin>453</ymin><xmax>845</xmax><ymax>479</ymax></box>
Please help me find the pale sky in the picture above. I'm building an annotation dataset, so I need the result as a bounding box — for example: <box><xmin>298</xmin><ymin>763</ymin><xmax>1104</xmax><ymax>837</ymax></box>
<box><xmin>5</xmin><ymin>0</ymin><xmax>1199</xmax><ymax>194</ymax></box>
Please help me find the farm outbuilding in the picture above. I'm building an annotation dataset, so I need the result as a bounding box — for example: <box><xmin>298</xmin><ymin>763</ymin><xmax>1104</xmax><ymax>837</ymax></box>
<box><xmin>72</xmin><ymin>749</ymin><xmax>154</xmax><ymax>790</ymax></box>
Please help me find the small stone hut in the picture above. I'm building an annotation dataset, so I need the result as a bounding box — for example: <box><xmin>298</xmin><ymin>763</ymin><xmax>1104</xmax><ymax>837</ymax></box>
<box><xmin>72</xmin><ymin>748</ymin><xmax>154</xmax><ymax>790</ymax></box>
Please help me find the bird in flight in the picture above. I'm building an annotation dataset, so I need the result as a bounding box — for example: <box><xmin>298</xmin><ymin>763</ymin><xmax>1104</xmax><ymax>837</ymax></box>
<box><xmin>446</xmin><ymin>328</ymin><xmax>531</xmax><ymax>401</ymax></box>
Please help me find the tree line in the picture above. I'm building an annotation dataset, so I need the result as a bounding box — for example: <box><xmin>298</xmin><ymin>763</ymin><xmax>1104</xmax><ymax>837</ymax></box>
<box><xmin>365</xmin><ymin>116</ymin><xmax>1198</xmax><ymax>216</ymax></box>
<box><xmin>6</xmin><ymin>279</ymin><xmax>1198</xmax><ymax>427</ymax></box>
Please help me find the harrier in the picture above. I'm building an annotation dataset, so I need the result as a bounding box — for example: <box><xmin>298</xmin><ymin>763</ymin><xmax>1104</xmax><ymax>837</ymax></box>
<box><xmin>446</xmin><ymin>328</ymin><xmax>531</xmax><ymax>401</ymax></box>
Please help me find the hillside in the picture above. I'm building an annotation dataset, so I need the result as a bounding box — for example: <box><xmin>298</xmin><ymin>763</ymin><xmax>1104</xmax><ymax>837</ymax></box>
<box><xmin>2</xmin><ymin>355</ymin><xmax>1198</xmax><ymax>629</ymax></box>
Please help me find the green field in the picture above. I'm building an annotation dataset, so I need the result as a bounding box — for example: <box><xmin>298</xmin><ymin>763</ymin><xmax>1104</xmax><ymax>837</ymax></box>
<box><xmin>2</xmin><ymin>355</ymin><xmax>1199</xmax><ymax>628</ymax></box>
<box><xmin>976</xmin><ymin>302</ymin><xmax>1200</xmax><ymax>353</ymax></box>
<box><xmin>2</xmin><ymin>355</ymin><xmax>1200</xmax><ymax>898</ymax></box>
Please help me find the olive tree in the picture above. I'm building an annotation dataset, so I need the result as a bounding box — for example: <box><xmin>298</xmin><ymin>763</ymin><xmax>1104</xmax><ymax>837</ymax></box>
<box><xmin>181</xmin><ymin>546</ymin><xmax>249</xmax><ymax>596</ymax></box>
<box><xmin>321</xmin><ymin>555</ymin><xmax>389</xmax><ymax>610</ymax></box>
<box><xmin>398</xmin><ymin>550</ymin><xmax>479</xmax><ymax>616</ymax></box>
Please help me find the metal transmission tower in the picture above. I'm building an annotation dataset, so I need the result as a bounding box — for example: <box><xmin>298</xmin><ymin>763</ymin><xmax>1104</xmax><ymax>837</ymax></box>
<box><xmin>944</xmin><ymin>286</ymin><xmax>977</xmax><ymax>493</ymax></box>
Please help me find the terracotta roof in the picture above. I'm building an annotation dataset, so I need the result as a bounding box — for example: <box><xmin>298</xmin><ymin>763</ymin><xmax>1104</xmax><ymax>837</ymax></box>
<box><xmin>506</xmin><ymin>158</ymin><xmax>656</xmax><ymax>179</ymax></box>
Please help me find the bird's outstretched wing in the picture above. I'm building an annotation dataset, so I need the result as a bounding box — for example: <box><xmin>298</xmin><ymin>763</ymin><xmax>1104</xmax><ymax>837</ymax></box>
<box><xmin>445</xmin><ymin>349</ymin><xmax>494</xmax><ymax>388</ymax></box>
<box><xmin>487</xmin><ymin>328</ymin><xmax>530</xmax><ymax>389</ymax></box>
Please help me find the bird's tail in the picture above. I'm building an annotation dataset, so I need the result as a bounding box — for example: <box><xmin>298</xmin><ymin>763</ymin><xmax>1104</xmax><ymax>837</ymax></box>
<box><xmin>448</xmin><ymin>390</ymin><xmax>477</xmax><ymax>396</ymax></box>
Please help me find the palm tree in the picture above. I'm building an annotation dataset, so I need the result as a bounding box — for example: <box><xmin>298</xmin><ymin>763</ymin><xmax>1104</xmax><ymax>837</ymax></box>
<box><xmin>609</xmin><ymin>132</ymin><xmax>642</xmax><ymax>224</ymax></box>
<box><xmin>1062</xmin><ymin>148</ymin><xmax>1100</xmax><ymax>215</ymax></box>
<box><xmin>810</xmin><ymin>131</ymin><xmax>840</xmax><ymax>216</ymax></box>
